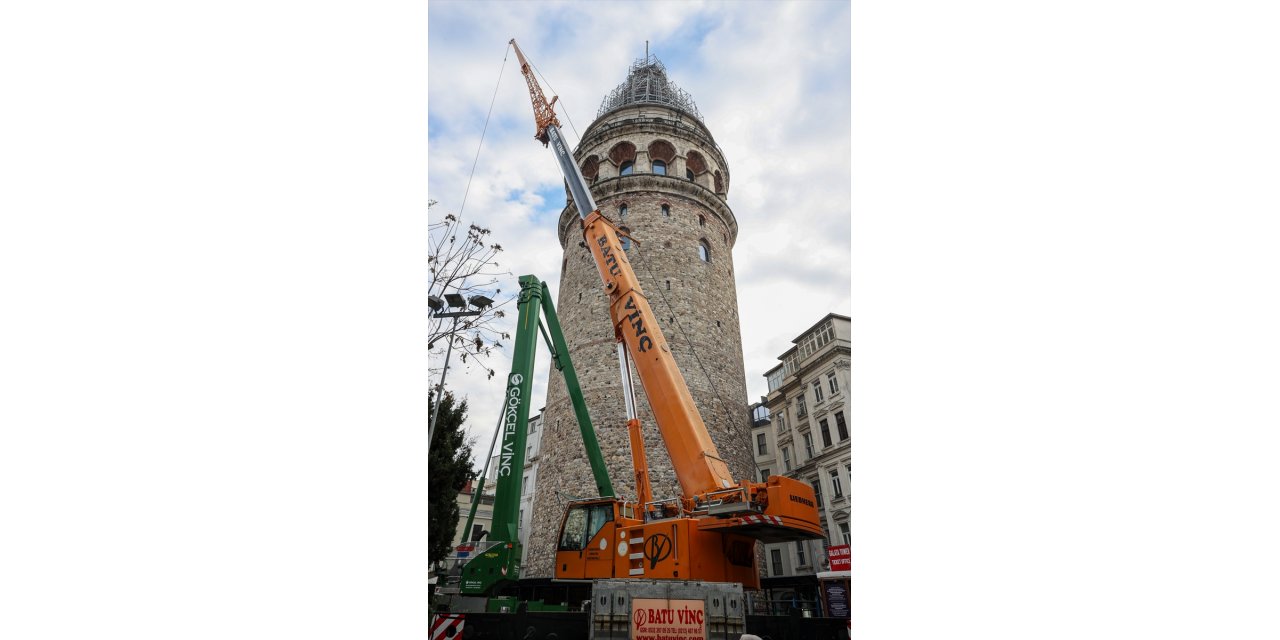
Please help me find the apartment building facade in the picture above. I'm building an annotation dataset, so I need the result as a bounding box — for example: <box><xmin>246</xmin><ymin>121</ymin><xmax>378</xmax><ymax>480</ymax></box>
<box><xmin>755</xmin><ymin>313</ymin><xmax>852</xmax><ymax>578</ymax></box>
<box><xmin>517</xmin><ymin>411</ymin><xmax>543</xmax><ymax>566</ymax></box>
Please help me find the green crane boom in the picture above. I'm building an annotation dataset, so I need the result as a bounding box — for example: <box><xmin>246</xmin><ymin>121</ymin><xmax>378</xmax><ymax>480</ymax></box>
<box><xmin>456</xmin><ymin>275</ymin><xmax>612</xmax><ymax>596</ymax></box>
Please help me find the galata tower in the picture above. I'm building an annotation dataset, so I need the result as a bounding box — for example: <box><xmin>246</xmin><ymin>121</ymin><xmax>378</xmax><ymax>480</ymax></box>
<box><xmin>524</xmin><ymin>52</ymin><xmax>753</xmax><ymax>578</ymax></box>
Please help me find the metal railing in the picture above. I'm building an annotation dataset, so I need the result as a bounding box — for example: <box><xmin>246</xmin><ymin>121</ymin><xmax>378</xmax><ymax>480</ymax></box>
<box><xmin>746</xmin><ymin>594</ymin><xmax>828</xmax><ymax>618</ymax></box>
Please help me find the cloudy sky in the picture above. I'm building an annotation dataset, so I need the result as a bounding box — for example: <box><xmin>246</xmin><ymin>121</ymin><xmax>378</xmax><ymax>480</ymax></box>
<box><xmin>428</xmin><ymin>0</ymin><xmax>851</xmax><ymax>458</ymax></box>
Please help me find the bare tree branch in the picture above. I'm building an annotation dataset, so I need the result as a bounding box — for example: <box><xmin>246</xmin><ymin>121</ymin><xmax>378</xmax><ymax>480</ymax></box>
<box><xmin>429</xmin><ymin>201</ymin><xmax>516</xmax><ymax>381</ymax></box>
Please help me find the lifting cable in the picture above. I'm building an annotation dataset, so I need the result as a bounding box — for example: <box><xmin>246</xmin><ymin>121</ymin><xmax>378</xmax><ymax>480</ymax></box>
<box><xmin>631</xmin><ymin>242</ymin><xmax>749</xmax><ymax>441</ymax></box>
<box><xmin>456</xmin><ymin>43</ymin><xmax>511</xmax><ymax>218</ymax></box>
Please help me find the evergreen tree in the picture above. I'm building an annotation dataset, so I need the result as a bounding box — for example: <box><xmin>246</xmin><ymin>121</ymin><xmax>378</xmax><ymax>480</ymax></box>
<box><xmin>428</xmin><ymin>389</ymin><xmax>477</xmax><ymax>566</ymax></box>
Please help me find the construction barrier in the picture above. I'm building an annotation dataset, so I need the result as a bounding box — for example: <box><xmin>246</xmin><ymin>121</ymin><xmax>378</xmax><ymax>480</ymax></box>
<box><xmin>430</xmin><ymin>613</ymin><xmax>465</xmax><ymax>639</ymax></box>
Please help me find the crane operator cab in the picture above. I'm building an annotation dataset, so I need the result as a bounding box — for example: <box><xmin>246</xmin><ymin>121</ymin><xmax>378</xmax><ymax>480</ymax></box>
<box><xmin>555</xmin><ymin>499</ymin><xmax>632</xmax><ymax>580</ymax></box>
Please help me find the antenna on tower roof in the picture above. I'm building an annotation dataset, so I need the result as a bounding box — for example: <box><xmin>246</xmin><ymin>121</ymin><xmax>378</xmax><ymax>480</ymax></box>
<box><xmin>645</xmin><ymin>40</ymin><xmax>649</xmax><ymax>61</ymax></box>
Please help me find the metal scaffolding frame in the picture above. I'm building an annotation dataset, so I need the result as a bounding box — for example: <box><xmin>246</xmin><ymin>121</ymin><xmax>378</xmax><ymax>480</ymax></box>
<box><xmin>597</xmin><ymin>54</ymin><xmax>703</xmax><ymax>121</ymax></box>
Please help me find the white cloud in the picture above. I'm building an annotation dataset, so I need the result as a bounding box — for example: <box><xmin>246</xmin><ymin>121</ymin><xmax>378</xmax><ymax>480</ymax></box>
<box><xmin>429</xmin><ymin>0</ymin><xmax>851</xmax><ymax>461</ymax></box>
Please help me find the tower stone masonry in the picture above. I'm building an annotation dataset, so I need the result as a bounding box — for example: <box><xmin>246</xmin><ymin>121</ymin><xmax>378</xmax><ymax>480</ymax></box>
<box><xmin>524</xmin><ymin>54</ymin><xmax>754</xmax><ymax>578</ymax></box>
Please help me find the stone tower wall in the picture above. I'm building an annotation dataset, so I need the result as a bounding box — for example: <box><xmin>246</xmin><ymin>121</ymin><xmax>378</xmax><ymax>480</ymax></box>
<box><xmin>524</xmin><ymin>103</ymin><xmax>754</xmax><ymax>578</ymax></box>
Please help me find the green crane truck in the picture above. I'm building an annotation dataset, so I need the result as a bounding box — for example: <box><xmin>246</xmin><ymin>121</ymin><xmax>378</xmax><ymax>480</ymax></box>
<box><xmin>435</xmin><ymin>275</ymin><xmax>614</xmax><ymax>613</ymax></box>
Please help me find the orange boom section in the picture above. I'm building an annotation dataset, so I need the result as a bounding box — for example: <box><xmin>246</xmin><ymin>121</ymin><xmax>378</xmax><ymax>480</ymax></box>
<box><xmin>581</xmin><ymin>211</ymin><xmax>824</xmax><ymax>542</ymax></box>
<box><xmin>581</xmin><ymin>210</ymin><xmax>737</xmax><ymax>500</ymax></box>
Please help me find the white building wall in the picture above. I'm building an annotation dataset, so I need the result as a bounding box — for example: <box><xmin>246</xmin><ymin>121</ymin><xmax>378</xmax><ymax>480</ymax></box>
<box><xmin>759</xmin><ymin>314</ymin><xmax>852</xmax><ymax>578</ymax></box>
<box><xmin>518</xmin><ymin>411</ymin><xmax>544</xmax><ymax>565</ymax></box>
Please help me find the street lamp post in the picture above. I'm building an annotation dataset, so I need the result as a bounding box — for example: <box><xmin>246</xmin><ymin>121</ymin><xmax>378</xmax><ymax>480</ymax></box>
<box><xmin>428</xmin><ymin>292</ymin><xmax>492</xmax><ymax>449</ymax></box>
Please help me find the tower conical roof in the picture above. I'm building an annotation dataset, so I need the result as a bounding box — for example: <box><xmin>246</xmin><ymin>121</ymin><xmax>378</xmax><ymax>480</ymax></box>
<box><xmin>597</xmin><ymin>53</ymin><xmax>702</xmax><ymax>121</ymax></box>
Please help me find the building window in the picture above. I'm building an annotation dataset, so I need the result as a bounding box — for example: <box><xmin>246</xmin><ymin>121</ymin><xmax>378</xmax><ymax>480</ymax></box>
<box><xmin>698</xmin><ymin>214</ymin><xmax>706</xmax><ymax>227</ymax></box>
<box><xmin>828</xmin><ymin>372</ymin><xmax>839</xmax><ymax>395</ymax></box>
<box><xmin>698</xmin><ymin>241</ymin><xmax>710</xmax><ymax>262</ymax></box>
<box><xmin>836</xmin><ymin>411</ymin><xmax>848</xmax><ymax>442</ymax></box>
<box><xmin>686</xmin><ymin>168</ymin><xmax>695</xmax><ymax>180</ymax></box>
<box><xmin>752</xmin><ymin>404</ymin><xmax>770</xmax><ymax>424</ymax></box>
<box><xmin>471</xmin><ymin>524</ymin><xmax>484</xmax><ymax>541</ymax></box>
<box><xmin>619</xmin><ymin>226</ymin><xmax>631</xmax><ymax>251</ymax></box>
<box><xmin>661</xmin><ymin>204</ymin><xmax>670</xmax><ymax>217</ymax></box>
<box><xmin>782</xmin><ymin>447</ymin><xmax>791</xmax><ymax>472</ymax></box>
<box><xmin>829</xmin><ymin>468</ymin><xmax>843</xmax><ymax>498</ymax></box>
<box><xmin>522</xmin><ymin>474</ymin><xmax>530</xmax><ymax>495</ymax></box>
<box><xmin>796</xmin><ymin>395</ymin><xmax>807</xmax><ymax>418</ymax></box>
<box><xmin>619</xmin><ymin>203</ymin><xmax>628</xmax><ymax>218</ymax></box>
<box><xmin>777</xmin><ymin>414</ymin><xmax>785</xmax><ymax>431</ymax></box>
<box><xmin>819</xmin><ymin>419</ymin><xmax>832</xmax><ymax>448</ymax></box>
<box><xmin>803</xmin><ymin>432</ymin><xmax>815</xmax><ymax>459</ymax></box>
<box><xmin>665</xmin><ymin>280</ymin><xmax>670</xmax><ymax>290</ymax></box>
<box><xmin>838</xmin><ymin>521</ymin><xmax>850</xmax><ymax>546</ymax></box>
<box><xmin>620</xmin><ymin>161</ymin><xmax>634</xmax><ymax>176</ymax></box>
<box><xmin>795</xmin><ymin>541</ymin><xmax>807</xmax><ymax>567</ymax></box>
<box><xmin>811</xmin><ymin>480</ymin><xmax>823</xmax><ymax>508</ymax></box>
<box><xmin>756</xmin><ymin>433</ymin><xmax>768</xmax><ymax>455</ymax></box>
<box><xmin>760</xmin><ymin>468</ymin><xmax>771</xmax><ymax>482</ymax></box>
<box><xmin>651</xmin><ymin>160</ymin><xmax>666</xmax><ymax>175</ymax></box>
<box><xmin>812</xmin><ymin>380</ymin><xmax>824</xmax><ymax>404</ymax></box>
<box><xmin>770</xmin><ymin>549</ymin><xmax>783</xmax><ymax>576</ymax></box>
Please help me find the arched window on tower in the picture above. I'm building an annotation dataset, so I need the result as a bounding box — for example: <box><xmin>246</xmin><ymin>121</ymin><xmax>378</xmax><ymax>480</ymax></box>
<box><xmin>698</xmin><ymin>214</ymin><xmax>706</xmax><ymax>227</ymax></box>
<box><xmin>581</xmin><ymin>155</ymin><xmax>599</xmax><ymax>184</ymax></box>
<box><xmin>619</xmin><ymin>203</ymin><xmax>628</xmax><ymax>218</ymax></box>
<box><xmin>686</xmin><ymin>168</ymin><xmax>695</xmax><ymax>180</ymax></box>
<box><xmin>661</xmin><ymin>204</ymin><xmax>670</xmax><ymax>218</ymax></box>
<box><xmin>620</xmin><ymin>161</ymin><xmax>634</xmax><ymax>176</ymax></box>
<box><xmin>698</xmin><ymin>240</ymin><xmax>710</xmax><ymax>263</ymax></box>
<box><xmin>651</xmin><ymin>160</ymin><xmax>666</xmax><ymax>175</ymax></box>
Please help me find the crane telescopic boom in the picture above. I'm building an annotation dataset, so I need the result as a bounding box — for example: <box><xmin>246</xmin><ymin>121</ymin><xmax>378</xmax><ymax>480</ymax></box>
<box><xmin>509</xmin><ymin>39</ymin><xmax>739</xmax><ymax>501</ymax></box>
<box><xmin>510</xmin><ymin>40</ymin><xmax>823</xmax><ymax>589</ymax></box>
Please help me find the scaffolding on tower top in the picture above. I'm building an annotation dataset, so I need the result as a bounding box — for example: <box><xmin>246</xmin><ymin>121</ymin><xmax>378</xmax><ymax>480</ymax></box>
<box><xmin>597</xmin><ymin>53</ymin><xmax>702</xmax><ymax>121</ymax></box>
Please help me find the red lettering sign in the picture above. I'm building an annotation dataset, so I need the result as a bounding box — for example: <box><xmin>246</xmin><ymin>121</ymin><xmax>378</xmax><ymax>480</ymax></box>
<box><xmin>827</xmin><ymin>544</ymin><xmax>851</xmax><ymax>571</ymax></box>
<box><xmin>631</xmin><ymin>599</ymin><xmax>706</xmax><ymax>640</ymax></box>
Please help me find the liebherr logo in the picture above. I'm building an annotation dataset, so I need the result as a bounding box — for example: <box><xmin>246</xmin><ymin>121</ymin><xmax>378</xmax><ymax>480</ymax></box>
<box><xmin>498</xmin><ymin>373</ymin><xmax>523</xmax><ymax>477</ymax></box>
<box><xmin>623</xmin><ymin>295</ymin><xmax>654</xmax><ymax>353</ymax></box>
<box><xmin>789</xmin><ymin>494</ymin><xmax>815</xmax><ymax>508</ymax></box>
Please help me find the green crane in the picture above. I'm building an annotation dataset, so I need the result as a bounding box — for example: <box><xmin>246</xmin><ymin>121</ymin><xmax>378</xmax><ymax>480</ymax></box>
<box><xmin>454</xmin><ymin>275</ymin><xmax>613</xmax><ymax>597</ymax></box>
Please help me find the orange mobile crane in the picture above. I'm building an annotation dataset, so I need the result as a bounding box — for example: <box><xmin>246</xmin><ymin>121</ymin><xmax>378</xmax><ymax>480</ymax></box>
<box><xmin>510</xmin><ymin>39</ymin><xmax>824</xmax><ymax>592</ymax></box>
